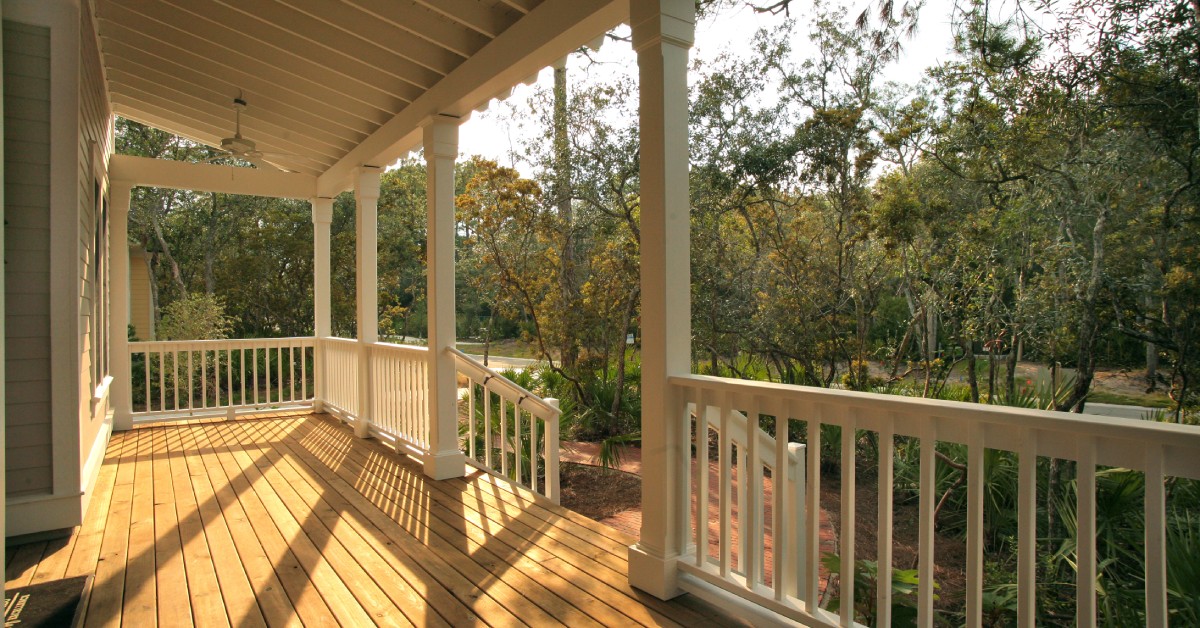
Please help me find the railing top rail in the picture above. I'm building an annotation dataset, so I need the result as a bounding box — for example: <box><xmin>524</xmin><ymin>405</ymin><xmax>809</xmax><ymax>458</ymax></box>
<box><xmin>448</xmin><ymin>347</ymin><xmax>559</xmax><ymax>417</ymax></box>
<box><xmin>318</xmin><ymin>335</ymin><xmax>360</xmax><ymax>345</ymax></box>
<box><xmin>130</xmin><ymin>336</ymin><xmax>315</xmax><ymax>349</ymax></box>
<box><xmin>671</xmin><ymin>373</ymin><xmax>1200</xmax><ymax>450</ymax></box>
<box><xmin>372</xmin><ymin>341</ymin><xmax>429</xmax><ymax>356</ymax></box>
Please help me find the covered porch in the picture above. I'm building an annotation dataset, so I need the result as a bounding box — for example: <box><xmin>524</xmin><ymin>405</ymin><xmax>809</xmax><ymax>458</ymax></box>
<box><xmin>5</xmin><ymin>411</ymin><xmax>735</xmax><ymax>627</ymax></box>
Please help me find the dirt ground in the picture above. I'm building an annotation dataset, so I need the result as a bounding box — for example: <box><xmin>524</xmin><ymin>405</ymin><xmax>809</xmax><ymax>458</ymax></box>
<box><xmin>559</xmin><ymin>462</ymin><xmax>642</xmax><ymax>520</ymax></box>
<box><xmin>822</xmin><ymin>470</ymin><xmax>968</xmax><ymax>616</ymax></box>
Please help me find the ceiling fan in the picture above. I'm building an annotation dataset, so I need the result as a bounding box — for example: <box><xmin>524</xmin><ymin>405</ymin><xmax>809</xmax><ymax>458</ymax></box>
<box><xmin>205</xmin><ymin>96</ymin><xmax>299</xmax><ymax>172</ymax></box>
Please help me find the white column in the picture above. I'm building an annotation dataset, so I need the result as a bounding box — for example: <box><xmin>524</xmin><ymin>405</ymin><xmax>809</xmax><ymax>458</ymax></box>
<box><xmin>354</xmin><ymin>168</ymin><xmax>381</xmax><ymax>438</ymax></box>
<box><xmin>110</xmin><ymin>182</ymin><xmax>133</xmax><ymax>431</ymax></box>
<box><xmin>423</xmin><ymin>115</ymin><xmax>465</xmax><ymax>480</ymax></box>
<box><xmin>311</xmin><ymin>197</ymin><xmax>333</xmax><ymax>413</ymax></box>
<box><xmin>628</xmin><ymin>0</ymin><xmax>695</xmax><ymax>600</ymax></box>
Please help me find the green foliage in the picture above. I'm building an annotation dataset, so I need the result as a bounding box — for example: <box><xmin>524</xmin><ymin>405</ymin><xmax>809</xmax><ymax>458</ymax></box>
<box><xmin>156</xmin><ymin>293</ymin><xmax>232</xmax><ymax>341</ymax></box>
<box><xmin>822</xmin><ymin>553</ymin><xmax>931</xmax><ymax>626</ymax></box>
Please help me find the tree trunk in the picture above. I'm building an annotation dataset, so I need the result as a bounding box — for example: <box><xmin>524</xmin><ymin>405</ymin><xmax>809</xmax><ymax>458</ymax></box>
<box><xmin>1061</xmin><ymin>205</ymin><xmax>1109</xmax><ymax>413</ymax></box>
<box><xmin>609</xmin><ymin>286</ymin><xmax>639</xmax><ymax>419</ymax></box>
<box><xmin>552</xmin><ymin>60</ymin><xmax>577</xmax><ymax>371</ymax></box>
<box><xmin>963</xmin><ymin>337</ymin><xmax>979</xmax><ymax>403</ymax></box>
<box><xmin>149</xmin><ymin>192</ymin><xmax>186</xmax><ymax>294</ymax></box>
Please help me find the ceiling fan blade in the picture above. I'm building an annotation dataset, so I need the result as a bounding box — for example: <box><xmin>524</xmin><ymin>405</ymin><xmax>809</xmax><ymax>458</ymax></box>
<box><xmin>202</xmin><ymin>152</ymin><xmax>233</xmax><ymax>163</ymax></box>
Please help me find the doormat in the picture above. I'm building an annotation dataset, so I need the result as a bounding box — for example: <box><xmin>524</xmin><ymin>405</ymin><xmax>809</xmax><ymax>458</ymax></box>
<box><xmin>4</xmin><ymin>575</ymin><xmax>92</xmax><ymax>628</ymax></box>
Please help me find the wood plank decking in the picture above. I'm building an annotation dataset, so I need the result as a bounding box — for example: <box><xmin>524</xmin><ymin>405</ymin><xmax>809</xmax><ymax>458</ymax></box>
<box><xmin>6</xmin><ymin>412</ymin><xmax>742</xmax><ymax>627</ymax></box>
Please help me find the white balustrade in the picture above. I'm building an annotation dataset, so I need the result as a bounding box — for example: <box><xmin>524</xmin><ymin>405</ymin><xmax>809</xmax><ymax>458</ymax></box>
<box><xmin>129</xmin><ymin>337</ymin><xmax>315</xmax><ymax>420</ymax></box>
<box><xmin>451</xmin><ymin>348</ymin><xmax>561</xmax><ymax>503</ymax></box>
<box><xmin>369</xmin><ymin>341</ymin><xmax>430</xmax><ymax>452</ymax></box>
<box><xmin>319</xmin><ymin>337</ymin><xmax>360</xmax><ymax>419</ymax></box>
<box><xmin>670</xmin><ymin>373</ymin><xmax>1200</xmax><ymax>627</ymax></box>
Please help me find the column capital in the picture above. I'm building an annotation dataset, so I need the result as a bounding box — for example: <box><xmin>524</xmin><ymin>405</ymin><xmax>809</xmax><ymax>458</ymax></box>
<box><xmin>310</xmin><ymin>196</ymin><xmax>334</xmax><ymax>224</ymax></box>
<box><xmin>354</xmin><ymin>166</ymin><xmax>383</xmax><ymax>201</ymax></box>
<box><xmin>630</xmin><ymin>0</ymin><xmax>695</xmax><ymax>52</ymax></box>
<box><xmin>422</xmin><ymin>114</ymin><xmax>460</xmax><ymax>161</ymax></box>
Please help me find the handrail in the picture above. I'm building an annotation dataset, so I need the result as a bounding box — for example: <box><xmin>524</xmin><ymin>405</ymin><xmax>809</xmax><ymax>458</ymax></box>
<box><xmin>672</xmin><ymin>373</ymin><xmax>1200</xmax><ymax>475</ymax></box>
<box><xmin>448</xmin><ymin>347</ymin><xmax>559</xmax><ymax>416</ymax></box>
<box><xmin>451</xmin><ymin>346</ymin><xmax>560</xmax><ymax>503</ymax></box>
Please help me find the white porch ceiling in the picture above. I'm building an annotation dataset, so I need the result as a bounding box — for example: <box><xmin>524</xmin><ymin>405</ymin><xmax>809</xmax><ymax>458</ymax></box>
<box><xmin>95</xmin><ymin>0</ymin><xmax>625</xmax><ymax>194</ymax></box>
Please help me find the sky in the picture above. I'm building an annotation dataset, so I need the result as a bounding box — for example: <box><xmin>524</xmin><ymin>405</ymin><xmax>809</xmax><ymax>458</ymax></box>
<box><xmin>450</xmin><ymin>0</ymin><xmax>960</xmax><ymax>168</ymax></box>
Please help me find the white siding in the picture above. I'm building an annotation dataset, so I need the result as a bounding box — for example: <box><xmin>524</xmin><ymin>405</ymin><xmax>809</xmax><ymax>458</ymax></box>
<box><xmin>3</xmin><ymin>19</ymin><xmax>52</xmax><ymax>498</ymax></box>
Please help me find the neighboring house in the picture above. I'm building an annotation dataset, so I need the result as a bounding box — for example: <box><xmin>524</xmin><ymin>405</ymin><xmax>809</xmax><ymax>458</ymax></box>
<box><xmin>127</xmin><ymin>246</ymin><xmax>153</xmax><ymax>341</ymax></box>
<box><xmin>1</xmin><ymin>0</ymin><xmax>1196</xmax><ymax>626</ymax></box>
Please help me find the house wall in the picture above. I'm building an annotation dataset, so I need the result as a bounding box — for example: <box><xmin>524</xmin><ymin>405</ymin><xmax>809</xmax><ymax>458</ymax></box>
<box><xmin>3</xmin><ymin>19</ymin><xmax>53</xmax><ymax>499</ymax></box>
<box><xmin>75</xmin><ymin>0</ymin><xmax>112</xmax><ymax>515</ymax></box>
<box><xmin>129</xmin><ymin>247</ymin><xmax>152</xmax><ymax>341</ymax></box>
<box><xmin>3</xmin><ymin>0</ymin><xmax>112</xmax><ymax>537</ymax></box>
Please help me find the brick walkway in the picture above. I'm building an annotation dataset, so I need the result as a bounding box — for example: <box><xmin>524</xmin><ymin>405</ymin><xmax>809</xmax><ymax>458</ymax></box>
<box><xmin>561</xmin><ymin>441</ymin><xmax>838</xmax><ymax>595</ymax></box>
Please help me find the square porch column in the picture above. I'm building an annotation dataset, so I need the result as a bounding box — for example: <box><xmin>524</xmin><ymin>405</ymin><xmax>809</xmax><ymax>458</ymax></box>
<box><xmin>423</xmin><ymin>115</ymin><xmax>466</xmax><ymax>480</ymax></box>
<box><xmin>110</xmin><ymin>182</ymin><xmax>134</xmax><ymax>431</ymax></box>
<box><xmin>354</xmin><ymin>167</ymin><xmax>382</xmax><ymax>438</ymax></box>
<box><xmin>628</xmin><ymin>0</ymin><xmax>695</xmax><ymax>600</ymax></box>
<box><xmin>311</xmin><ymin>196</ymin><xmax>334</xmax><ymax>413</ymax></box>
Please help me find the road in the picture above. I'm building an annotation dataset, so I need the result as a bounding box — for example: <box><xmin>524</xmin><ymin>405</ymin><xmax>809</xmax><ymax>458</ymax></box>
<box><xmin>1082</xmin><ymin>402</ymin><xmax>1164</xmax><ymax>421</ymax></box>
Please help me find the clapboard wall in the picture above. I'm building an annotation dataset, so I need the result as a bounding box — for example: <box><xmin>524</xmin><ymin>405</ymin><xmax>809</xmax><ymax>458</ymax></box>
<box><xmin>3</xmin><ymin>19</ymin><xmax>53</xmax><ymax>499</ymax></box>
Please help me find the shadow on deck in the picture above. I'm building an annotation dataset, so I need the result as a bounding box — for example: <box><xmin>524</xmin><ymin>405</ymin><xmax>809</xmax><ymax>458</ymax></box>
<box><xmin>6</xmin><ymin>412</ymin><xmax>743</xmax><ymax>627</ymax></box>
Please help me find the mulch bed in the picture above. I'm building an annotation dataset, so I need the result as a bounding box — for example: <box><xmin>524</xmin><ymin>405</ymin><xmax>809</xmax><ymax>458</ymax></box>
<box><xmin>559</xmin><ymin>462</ymin><xmax>642</xmax><ymax>520</ymax></box>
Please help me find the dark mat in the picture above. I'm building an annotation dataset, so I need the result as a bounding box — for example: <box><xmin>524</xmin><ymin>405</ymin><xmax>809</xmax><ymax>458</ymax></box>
<box><xmin>4</xmin><ymin>575</ymin><xmax>92</xmax><ymax>628</ymax></box>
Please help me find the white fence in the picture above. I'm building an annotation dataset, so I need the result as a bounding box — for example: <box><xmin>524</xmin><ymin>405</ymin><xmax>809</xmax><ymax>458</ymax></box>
<box><xmin>671</xmin><ymin>373</ymin><xmax>1200</xmax><ymax>627</ymax></box>
<box><xmin>451</xmin><ymin>348</ymin><xmax>561</xmax><ymax>503</ymax></box>
<box><xmin>129</xmin><ymin>337</ymin><xmax>316</xmax><ymax>420</ymax></box>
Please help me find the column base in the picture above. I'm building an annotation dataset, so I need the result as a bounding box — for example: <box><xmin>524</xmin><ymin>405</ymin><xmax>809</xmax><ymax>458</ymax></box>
<box><xmin>312</xmin><ymin>399</ymin><xmax>325</xmax><ymax>413</ymax></box>
<box><xmin>113</xmin><ymin>410</ymin><xmax>133</xmax><ymax>432</ymax></box>
<box><xmin>353</xmin><ymin>418</ymin><xmax>371</xmax><ymax>439</ymax></box>
<box><xmin>628</xmin><ymin>543</ymin><xmax>682</xmax><ymax>600</ymax></box>
<box><xmin>423</xmin><ymin>450</ymin><xmax>466</xmax><ymax>480</ymax></box>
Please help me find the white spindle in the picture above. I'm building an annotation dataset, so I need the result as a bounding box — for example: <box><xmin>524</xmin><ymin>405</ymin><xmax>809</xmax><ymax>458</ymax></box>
<box><xmin>878</xmin><ymin>420</ymin><xmax>895</xmax><ymax>627</ymax></box>
<box><xmin>805</xmin><ymin>412</ymin><xmax>821</xmax><ymax>606</ymax></box>
<box><xmin>530</xmin><ymin>406</ymin><xmax>538</xmax><ymax>492</ymax></box>
<box><xmin>468</xmin><ymin>378</ymin><xmax>477</xmax><ymax>460</ymax></box>
<box><xmin>514</xmin><ymin>405</ymin><xmax>524</xmax><ymax>485</ymax></box>
<box><xmin>484</xmin><ymin>385</ymin><xmax>493</xmax><ymax>469</ymax></box>
<box><xmin>772</xmin><ymin>396</ymin><xmax>788</xmax><ymax>600</ymax></box>
<box><xmin>1145</xmin><ymin>445</ymin><xmax>1167</xmax><ymax>628</ymax></box>
<box><xmin>840</xmin><ymin>407</ymin><xmax>855</xmax><ymax>627</ymax></box>
<box><xmin>1077</xmin><ymin>437</ymin><xmax>1097</xmax><ymax>628</ymax></box>
<box><xmin>500</xmin><ymin>397</ymin><xmax>510</xmax><ymax>478</ymax></box>
<box><xmin>546</xmin><ymin>398</ymin><xmax>560</xmax><ymax>503</ymax></box>
<box><xmin>966</xmin><ymin>422</ymin><xmax>985</xmax><ymax>626</ymax></box>
<box><xmin>1017</xmin><ymin>429</ymin><xmax>1037</xmax><ymax>627</ymax></box>
<box><xmin>200</xmin><ymin>350</ymin><xmax>206</xmax><ymax>409</ymax></box>
<box><xmin>918</xmin><ymin>427</ymin><xmax>936</xmax><ymax>625</ymax></box>
<box><xmin>158</xmin><ymin>351</ymin><xmax>165</xmax><ymax>412</ymax></box>
<box><xmin>696</xmin><ymin>390</ymin><xmax>711</xmax><ymax>568</ymax></box>
<box><xmin>187</xmin><ymin>349</ymin><xmax>194</xmax><ymax>410</ymax></box>
<box><xmin>173</xmin><ymin>350</ymin><xmax>180</xmax><ymax>411</ymax></box>
<box><xmin>719</xmin><ymin>391</ymin><xmax>733</xmax><ymax>578</ymax></box>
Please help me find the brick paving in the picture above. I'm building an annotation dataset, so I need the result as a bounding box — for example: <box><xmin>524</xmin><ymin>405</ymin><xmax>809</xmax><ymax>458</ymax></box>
<box><xmin>561</xmin><ymin>441</ymin><xmax>838</xmax><ymax>596</ymax></box>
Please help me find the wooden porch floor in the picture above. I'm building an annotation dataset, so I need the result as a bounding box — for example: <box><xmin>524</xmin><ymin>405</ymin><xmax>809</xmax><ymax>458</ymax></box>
<box><xmin>5</xmin><ymin>412</ymin><xmax>740</xmax><ymax>627</ymax></box>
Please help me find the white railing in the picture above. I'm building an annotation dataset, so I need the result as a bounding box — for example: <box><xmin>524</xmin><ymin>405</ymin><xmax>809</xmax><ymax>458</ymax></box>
<box><xmin>451</xmin><ymin>348</ymin><xmax>561</xmax><ymax>503</ymax></box>
<box><xmin>369</xmin><ymin>342</ymin><xmax>429</xmax><ymax>451</ymax></box>
<box><xmin>689</xmin><ymin>402</ymin><xmax>806</xmax><ymax>607</ymax></box>
<box><xmin>129</xmin><ymin>337</ymin><xmax>315</xmax><ymax>420</ymax></box>
<box><xmin>670</xmin><ymin>374</ymin><xmax>1200</xmax><ymax>628</ymax></box>
<box><xmin>319</xmin><ymin>336</ymin><xmax>359</xmax><ymax>417</ymax></box>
